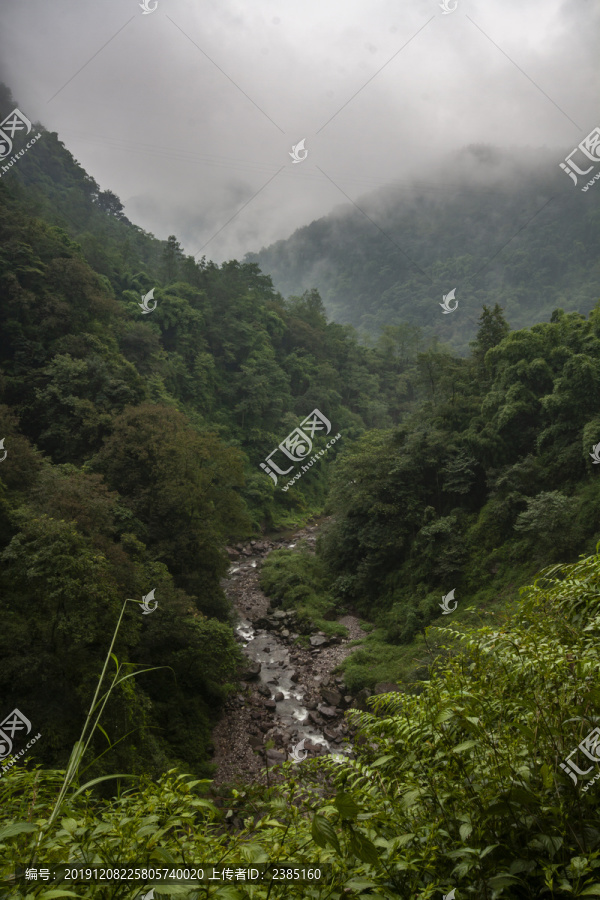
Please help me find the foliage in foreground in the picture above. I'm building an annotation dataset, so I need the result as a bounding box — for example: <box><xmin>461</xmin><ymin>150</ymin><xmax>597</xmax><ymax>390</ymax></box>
<box><xmin>3</xmin><ymin>547</ymin><xmax>600</xmax><ymax>897</ymax></box>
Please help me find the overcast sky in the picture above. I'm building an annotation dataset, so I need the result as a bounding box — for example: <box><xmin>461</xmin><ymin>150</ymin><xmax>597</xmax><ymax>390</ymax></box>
<box><xmin>1</xmin><ymin>0</ymin><xmax>598</xmax><ymax>263</ymax></box>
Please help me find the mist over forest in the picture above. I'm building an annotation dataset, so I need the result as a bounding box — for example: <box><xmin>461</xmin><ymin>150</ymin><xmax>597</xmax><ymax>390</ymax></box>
<box><xmin>1</xmin><ymin>0</ymin><xmax>600</xmax><ymax>896</ymax></box>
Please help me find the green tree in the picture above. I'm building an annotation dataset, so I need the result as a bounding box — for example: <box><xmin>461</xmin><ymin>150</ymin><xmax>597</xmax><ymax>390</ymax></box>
<box><xmin>161</xmin><ymin>235</ymin><xmax>185</xmax><ymax>284</ymax></box>
<box><xmin>93</xmin><ymin>403</ymin><xmax>250</xmax><ymax>616</ymax></box>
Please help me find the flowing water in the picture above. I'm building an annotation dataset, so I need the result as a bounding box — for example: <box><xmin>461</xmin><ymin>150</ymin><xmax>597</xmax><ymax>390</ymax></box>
<box><xmin>229</xmin><ymin>543</ymin><xmax>352</xmax><ymax>757</ymax></box>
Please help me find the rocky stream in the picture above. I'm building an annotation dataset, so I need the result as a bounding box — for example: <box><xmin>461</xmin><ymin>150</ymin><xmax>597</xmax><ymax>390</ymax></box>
<box><xmin>210</xmin><ymin>519</ymin><xmax>371</xmax><ymax>787</ymax></box>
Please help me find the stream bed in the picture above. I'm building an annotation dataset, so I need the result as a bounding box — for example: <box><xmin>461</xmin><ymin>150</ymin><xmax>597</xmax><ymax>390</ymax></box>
<box><xmin>210</xmin><ymin>522</ymin><xmax>366</xmax><ymax>786</ymax></box>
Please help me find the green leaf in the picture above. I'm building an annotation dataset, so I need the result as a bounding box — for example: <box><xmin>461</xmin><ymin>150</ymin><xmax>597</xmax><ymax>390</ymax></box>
<box><xmin>63</xmin><ymin>741</ymin><xmax>85</xmax><ymax>783</ymax></box>
<box><xmin>452</xmin><ymin>740</ymin><xmax>478</xmax><ymax>753</ymax></box>
<box><xmin>60</xmin><ymin>818</ymin><xmax>78</xmax><ymax>834</ymax></box>
<box><xmin>38</xmin><ymin>891</ymin><xmax>81</xmax><ymax>898</ymax></box>
<box><xmin>400</xmin><ymin>789</ymin><xmax>422</xmax><ymax>809</ymax></box>
<box><xmin>334</xmin><ymin>792</ymin><xmax>360</xmax><ymax>820</ymax></box>
<box><xmin>459</xmin><ymin>823</ymin><xmax>472</xmax><ymax>841</ymax></box>
<box><xmin>480</xmin><ymin>844</ymin><xmax>500</xmax><ymax>859</ymax></box>
<box><xmin>70</xmin><ymin>774</ymin><xmax>136</xmax><ymax>801</ymax></box>
<box><xmin>348</xmin><ymin>828</ymin><xmax>380</xmax><ymax>866</ymax></box>
<box><xmin>579</xmin><ymin>887</ymin><xmax>600</xmax><ymax>896</ymax></box>
<box><xmin>95</xmin><ymin>724</ymin><xmax>112</xmax><ymax>747</ymax></box>
<box><xmin>240</xmin><ymin>842</ymin><xmax>269</xmax><ymax>864</ymax></box>
<box><xmin>344</xmin><ymin>879</ymin><xmax>379</xmax><ymax>891</ymax></box>
<box><xmin>0</xmin><ymin>822</ymin><xmax>38</xmax><ymax>841</ymax></box>
<box><xmin>370</xmin><ymin>754</ymin><xmax>395</xmax><ymax>767</ymax></box>
<box><xmin>311</xmin><ymin>814</ymin><xmax>341</xmax><ymax>855</ymax></box>
<box><xmin>487</xmin><ymin>874</ymin><xmax>522</xmax><ymax>888</ymax></box>
<box><xmin>394</xmin><ymin>834</ymin><xmax>416</xmax><ymax>848</ymax></box>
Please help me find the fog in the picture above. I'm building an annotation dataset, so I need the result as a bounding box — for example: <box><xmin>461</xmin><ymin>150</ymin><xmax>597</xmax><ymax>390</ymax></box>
<box><xmin>1</xmin><ymin>0</ymin><xmax>598</xmax><ymax>262</ymax></box>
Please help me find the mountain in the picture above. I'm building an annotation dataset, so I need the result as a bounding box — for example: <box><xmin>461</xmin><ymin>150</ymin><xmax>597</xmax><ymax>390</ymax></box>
<box><xmin>246</xmin><ymin>144</ymin><xmax>600</xmax><ymax>351</ymax></box>
<box><xmin>0</xmin><ymin>84</ymin><xmax>426</xmax><ymax>781</ymax></box>
<box><xmin>4</xmin><ymin>86</ymin><xmax>600</xmax><ymax>897</ymax></box>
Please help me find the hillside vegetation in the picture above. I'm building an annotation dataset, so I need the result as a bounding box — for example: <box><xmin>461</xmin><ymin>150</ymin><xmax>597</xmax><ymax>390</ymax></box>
<box><xmin>247</xmin><ymin>146</ymin><xmax>600</xmax><ymax>350</ymax></box>
<box><xmin>1</xmin><ymin>83</ymin><xmax>600</xmax><ymax>897</ymax></box>
<box><xmin>4</xmin><ymin>550</ymin><xmax>600</xmax><ymax>896</ymax></box>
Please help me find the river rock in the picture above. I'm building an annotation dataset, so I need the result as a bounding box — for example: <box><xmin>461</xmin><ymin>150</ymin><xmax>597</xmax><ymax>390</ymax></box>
<box><xmin>274</xmin><ymin>692</ymin><xmax>284</xmax><ymax>702</ymax></box>
<box><xmin>317</xmin><ymin>705</ymin><xmax>338</xmax><ymax>719</ymax></box>
<box><xmin>266</xmin><ymin>749</ymin><xmax>286</xmax><ymax>762</ymax></box>
<box><xmin>273</xmin><ymin>610</ymin><xmax>287</xmax><ymax>619</ymax></box>
<box><xmin>263</xmin><ymin>699</ymin><xmax>276</xmax><ymax>709</ymax></box>
<box><xmin>374</xmin><ymin>682</ymin><xmax>401</xmax><ymax>694</ymax></box>
<box><xmin>305</xmin><ymin>700</ymin><xmax>318</xmax><ymax>710</ymax></box>
<box><xmin>321</xmin><ymin>687</ymin><xmax>342</xmax><ymax>707</ymax></box>
<box><xmin>290</xmin><ymin>671</ymin><xmax>300</xmax><ymax>683</ymax></box>
<box><xmin>310</xmin><ymin>634</ymin><xmax>329</xmax><ymax>648</ymax></box>
<box><xmin>349</xmin><ymin>688</ymin><xmax>372</xmax><ymax>710</ymax></box>
<box><xmin>240</xmin><ymin>660</ymin><xmax>261</xmax><ymax>679</ymax></box>
<box><xmin>257</xmin><ymin>683</ymin><xmax>271</xmax><ymax>697</ymax></box>
<box><xmin>281</xmin><ymin>628</ymin><xmax>290</xmax><ymax>637</ymax></box>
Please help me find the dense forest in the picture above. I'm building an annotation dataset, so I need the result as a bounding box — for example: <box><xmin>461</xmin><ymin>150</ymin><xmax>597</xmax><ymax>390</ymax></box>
<box><xmin>247</xmin><ymin>145</ymin><xmax>600</xmax><ymax>351</ymax></box>
<box><xmin>2</xmin><ymin>80</ymin><xmax>600</xmax><ymax>897</ymax></box>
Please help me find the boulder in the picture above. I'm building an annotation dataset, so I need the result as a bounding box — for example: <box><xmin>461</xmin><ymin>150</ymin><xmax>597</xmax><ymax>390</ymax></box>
<box><xmin>310</xmin><ymin>634</ymin><xmax>329</xmax><ymax>648</ymax></box>
<box><xmin>263</xmin><ymin>699</ymin><xmax>276</xmax><ymax>709</ymax></box>
<box><xmin>274</xmin><ymin>692</ymin><xmax>284</xmax><ymax>702</ymax></box>
<box><xmin>266</xmin><ymin>748</ymin><xmax>286</xmax><ymax>762</ymax></box>
<box><xmin>240</xmin><ymin>660</ymin><xmax>261</xmax><ymax>680</ymax></box>
<box><xmin>374</xmin><ymin>682</ymin><xmax>401</xmax><ymax>695</ymax></box>
<box><xmin>317</xmin><ymin>705</ymin><xmax>338</xmax><ymax>719</ymax></box>
<box><xmin>321</xmin><ymin>687</ymin><xmax>343</xmax><ymax>707</ymax></box>
<box><xmin>257</xmin><ymin>683</ymin><xmax>271</xmax><ymax>697</ymax></box>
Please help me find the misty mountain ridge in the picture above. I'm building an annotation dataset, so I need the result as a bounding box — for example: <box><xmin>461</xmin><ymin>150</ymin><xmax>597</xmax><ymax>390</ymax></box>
<box><xmin>247</xmin><ymin>143</ymin><xmax>600</xmax><ymax>351</ymax></box>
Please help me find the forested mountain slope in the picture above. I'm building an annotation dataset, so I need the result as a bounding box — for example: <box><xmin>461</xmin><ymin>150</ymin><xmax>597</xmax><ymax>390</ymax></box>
<box><xmin>3</xmin><ymin>82</ymin><xmax>600</xmax><ymax>898</ymax></box>
<box><xmin>247</xmin><ymin>145</ymin><xmax>600</xmax><ymax>350</ymax></box>
<box><xmin>0</xmin><ymin>85</ymin><xmax>413</xmax><ymax>780</ymax></box>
